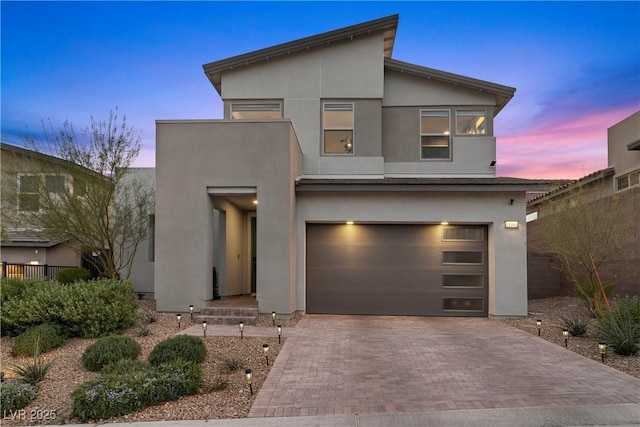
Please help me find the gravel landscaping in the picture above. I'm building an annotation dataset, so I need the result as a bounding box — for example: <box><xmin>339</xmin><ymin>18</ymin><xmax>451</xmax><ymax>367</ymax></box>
<box><xmin>1</xmin><ymin>295</ymin><xmax>637</xmax><ymax>425</ymax></box>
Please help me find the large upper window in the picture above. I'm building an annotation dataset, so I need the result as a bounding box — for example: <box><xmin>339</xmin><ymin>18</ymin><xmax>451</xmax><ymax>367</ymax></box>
<box><xmin>231</xmin><ymin>103</ymin><xmax>281</xmax><ymax>119</ymax></box>
<box><xmin>456</xmin><ymin>110</ymin><xmax>487</xmax><ymax>135</ymax></box>
<box><xmin>323</xmin><ymin>103</ymin><xmax>354</xmax><ymax>154</ymax></box>
<box><xmin>18</xmin><ymin>174</ymin><xmax>66</xmax><ymax>212</ymax></box>
<box><xmin>420</xmin><ymin>110</ymin><xmax>450</xmax><ymax>160</ymax></box>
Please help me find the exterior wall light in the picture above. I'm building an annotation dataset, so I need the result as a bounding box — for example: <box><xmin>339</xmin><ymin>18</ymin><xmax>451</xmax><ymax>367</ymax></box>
<box><xmin>441</xmin><ymin>221</ymin><xmax>449</xmax><ymax>225</ymax></box>
<box><xmin>536</xmin><ymin>319</ymin><xmax>542</xmax><ymax>336</ymax></box>
<box><xmin>346</xmin><ymin>221</ymin><xmax>354</xmax><ymax>225</ymax></box>
<box><xmin>239</xmin><ymin>321</ymin><xmax>245</xmax><ymax>339</ymax></box>
<box><xmin>277</xmin><ymin>325</ymin><xmax>282</xmax><ymax>344</ymax></box>
<box><xmin>245</xmin><ymin>369</ymin><xmax>253</xmax><ymax>395</ymax></box>
<box><xmin>505</xmin><ymin>220</ymin><xmax>520</xmax><ymax>229</ymax></box>
<box><xmin>598</xmin><ymin>342</ymin><xmax>607</xmax><ymax>363</ymax></box>
<box><xmin>189</xmin><ymin>305</ymin><xmax>194</xmax><ymax>321</ymax></box>
<box><xmin>272</xmin><ymin>311</ymin><xmax>276</xmax><ymax>325</ymax></box>
<box><xmin>202</xmin><ymin>321</ymin><xmax>207</xmax><ymax>338</ymax></box>
<box><xmin>177</xmin><ymin>313</ymin><xmax>182</xmax><ymax>329</ymax></box>
<box><xmin>562</xmin><ymin>329</ymin><xmax>569</xmax><ymax>347</ymax></box>
<box><xmin>263</xmin><ymin>343</ymin><xmax>270</xmax><ymax>366</ymax></box>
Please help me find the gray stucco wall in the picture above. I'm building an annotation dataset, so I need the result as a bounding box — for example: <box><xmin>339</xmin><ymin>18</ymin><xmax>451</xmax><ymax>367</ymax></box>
<box><xmin>295</xmin><ymin>189</ymin><xmax>529</xmax><ymax>317</ymax></box>
<box><xmin>155</xmin><ymin>120</ymin><xmax>302</xmax><ymax>313</ymax></box>
<box><xmin>608</xmin><ymin>111</ymin><xmax>640</xmax><ymax>179</ymax></box>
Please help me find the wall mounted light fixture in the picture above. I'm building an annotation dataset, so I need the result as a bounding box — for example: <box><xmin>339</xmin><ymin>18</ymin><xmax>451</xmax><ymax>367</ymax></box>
<box><xmin>490</xmin><ymin>160</ymin><xmax>497</xmax><ymax>167</ymax></box>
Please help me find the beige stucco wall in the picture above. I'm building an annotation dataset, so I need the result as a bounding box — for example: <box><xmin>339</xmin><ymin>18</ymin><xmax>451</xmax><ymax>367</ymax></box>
<box><xmin>1</xmin><ymin>244</ymin><xmax>80</xmax><ymax>267</ymax></box>
<box><xmin>608</xmin><ymin>110</ymin><xmax>640</xmax><ymax>178</ymax></box>
<box><xmin>296</xmin><ymin>190</ymin><xmax>529</xmax><ymax>317</ymax></box>
<box><xmin>155</xmin><ymin>119</ymin><xmax>302</xmax><ymax>313</ymax></box>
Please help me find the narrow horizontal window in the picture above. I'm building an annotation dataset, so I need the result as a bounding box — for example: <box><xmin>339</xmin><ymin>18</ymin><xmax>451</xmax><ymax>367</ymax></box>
<box><xmin>323</xmin><ymin>103</ymin><xmax>354</xmax><ymax>154</ymax></box>
<box><xmin>442</xmin><ymin>227</ymin><xmax>484</xmax><ymax>241</ymax></box>
<box><xmin>443</xmin><ymin>298</ymin><xmax>484</xmax><ymax>312</ymax></box>
<box><xmin>443</xmin><ymin>275</ymin><xmax>484</xmax><ymax>288</ymax></box>
<box><xmin>231</xmin><ymin>103</ymin><xmax>281</xmax><ymax>119</ymax></box>
<box><xmin>456</xmin><ymin>110</ymin><xmax>486</xmax><ymax>135</ymax></box>
<box><xmin>443</xmin><ymin>251</ymin><xmax>483</xmax><ymax>264</ymax></box>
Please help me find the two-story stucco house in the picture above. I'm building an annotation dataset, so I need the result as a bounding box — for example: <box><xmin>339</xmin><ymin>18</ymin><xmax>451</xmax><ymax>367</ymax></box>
<box><xmin>155</xmin><ymin>15</ymin><xmax>537</xmax><ymax>318</ymax></box>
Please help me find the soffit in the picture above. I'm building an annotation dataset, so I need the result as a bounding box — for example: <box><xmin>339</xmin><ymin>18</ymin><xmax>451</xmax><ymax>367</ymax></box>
<box><xmin>202</xmin><ymin>15</ymin><xmax>399</xmax><ymax>95</ymax></box>
<box><xmin>384</xmin><ymin>58</ymin><xmax>516</xmax><ymax>115</ymax></box>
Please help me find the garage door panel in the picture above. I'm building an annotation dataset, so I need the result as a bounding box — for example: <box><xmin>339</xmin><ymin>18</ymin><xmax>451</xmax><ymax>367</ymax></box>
<box><xmin>306</xmin><ymin>224</ymin><xmax>488</xmax><ymax>316</ymax></box>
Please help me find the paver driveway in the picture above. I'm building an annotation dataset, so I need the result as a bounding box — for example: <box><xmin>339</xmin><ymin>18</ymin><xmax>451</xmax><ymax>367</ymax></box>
<box><xmin>249</xmin><ymin>315</ymin><xmax>640</xmax><ymax>417</ymax></box>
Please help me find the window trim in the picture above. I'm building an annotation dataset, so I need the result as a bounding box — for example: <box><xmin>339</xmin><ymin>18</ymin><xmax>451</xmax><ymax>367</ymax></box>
<box><xmin>322</xmin><ymin>102</ymin><xmax>354</xmax><ymax>156</ymax></box>
<box><xmin>420</xmin><ymin>109</ymin><xmax>451</xmax><ymax>161</ymax></box>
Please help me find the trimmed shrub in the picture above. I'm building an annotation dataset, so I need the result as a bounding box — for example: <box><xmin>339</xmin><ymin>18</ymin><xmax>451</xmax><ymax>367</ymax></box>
<box><xmin>0</xmin><ymin>381</ymin><xmax>38</xmax><ymax>414</ymax></box>
<box><xmin>1</xmin><ymin>279</ymin><xmax>138</xmax><ymax>337</ymax></box>
<box><xmin>13</xmin><ymin>323</ymin><xmax>68</xmax><ymax>356</ymax></box>
<box><xmin>148</xmin><ymin>335</ymin><xmax>206</xmax><ymax>367</ymax></box>
<box><xmin>597</xmin><ymin>296</ymin><xmax>640</xmax><ymax>356</ymax></box>
<box><xmin>82</xmin><ymin>335</ymin><xmax>141</xmax><ymax>372</ymax></box>
<box><xmin>71</xmin><ymin>360</ymin><xmax>202</xmax><ymax>422</ymax></box>
<box><xmin>56</xmin><ymin>267</ymin><xmax>92</xmax><ymax>284</ymax></box>
<box><xmin>101</xmin><ymin>358</ymin><xmax>149</xmax><ymax>376</ymax></box>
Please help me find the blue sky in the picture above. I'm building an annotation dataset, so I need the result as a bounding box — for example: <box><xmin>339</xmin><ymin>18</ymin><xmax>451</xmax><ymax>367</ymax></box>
<box><xmin>2</xmin><ymin>1</ymin><xmax>639</xmax><ymax>178</ymax></box>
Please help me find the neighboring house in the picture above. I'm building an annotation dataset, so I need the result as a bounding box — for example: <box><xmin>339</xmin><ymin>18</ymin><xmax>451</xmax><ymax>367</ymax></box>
<box><xmin>1</xmin><ymin>143</ymin><xmax>82</xmax><ymax>277</ymax></box>
<box><xmin>527</xmin><ymin>111</ymin><xmax>640</xmax><ymax>298</ymax></box>
<box><xmin>155</xmin><ymin>15</ymin><xmax>545</xmax><ymax>317</ymax></box>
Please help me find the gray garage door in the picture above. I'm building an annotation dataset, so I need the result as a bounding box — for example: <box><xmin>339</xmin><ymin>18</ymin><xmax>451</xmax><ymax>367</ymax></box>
<box><xmin>306</xmin><ymin>223</ymin><xmax>488</xmax><ymax>316</ymax></box>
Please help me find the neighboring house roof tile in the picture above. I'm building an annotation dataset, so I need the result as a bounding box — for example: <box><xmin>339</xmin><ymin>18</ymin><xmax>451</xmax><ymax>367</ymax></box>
<box><xmin>384</xmin><ymin>58</ymin><xmax>516</xmax><ymax>115</ymax></box>
<box><xmin>203</xmin><ymin>15</ymin><xmax>399</xmax><ymax>94</ymax></box>
<box><xmin>1</xmin><ymin>229</ymin><xmax>67</xmax><ymax>247</ymax></box>
<box><xmin>527</xmin><ymin>167</ymin><xmax>616</xmax><ymax>206</ymax></box>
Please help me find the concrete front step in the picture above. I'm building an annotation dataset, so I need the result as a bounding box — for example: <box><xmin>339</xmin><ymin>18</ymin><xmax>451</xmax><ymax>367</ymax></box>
<box><xmin>201</xmin><ymin>306</ymin><xmax>258</xmax><ymax>317</ymax></box>
<box><xmin>194</xmin><ymin>315</ymin><xmax>256</xmax><ymax>326</ymax></box>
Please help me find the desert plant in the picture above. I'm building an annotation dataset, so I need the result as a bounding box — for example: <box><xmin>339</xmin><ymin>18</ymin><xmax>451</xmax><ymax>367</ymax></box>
<box><xmin>597</xmin><ymin>296</ymin><xmax>640</xmax><ymax>356</ymax></box>
<box><xmin>148</xmin><ymin>335</ymin><xmax>206</xmax><ymax>367</ymax></box>
<box><xmin>135</xmin><ymin>322</ymin><xmax>151</xmax><ymax>337</ymax></box>
<box><xmin>55</xmin><ymin>267</ymin><xmax>92</xmax><ymax>284</ymax></box>
<box><xmin>203</xmin><ymin>377</ymin><xmax>228</xmax><ymax>392</ymax></box>
<box><xmin>1</xmin><ymin>279</ymin><xmax>138</xmax><ymax>337</ymax></box>
<box><xmin>559</xmin><ymin>314</ymin><xmax>589</xmax><ymax>337</ymax></box>
<box><xmin>575</xmin><ymin>281</ymin><xmax>616</xmax><ymax>319</ymax></box>
<box><xmin>11</xmin><ymin>339</ymin><xmax>52</xmax><ymax>386</ymax></box>
<box><xmin>0</xmin><ymin>381</ymin><xmax>38</xmax><ymax>414</ymax></box>
<box><xmin>71</xmin><ymin>359</ymin><xmax>202</xmax><ymax>422</ymax></box>
<box><xmin>13</xmin><ymin>322</ymin><xmax>67</xmax><ymax>356</ymax></box>
<box><xmin>81</xmin><ymin>335</ymin><xmax>141</xmax><ymax>372</ymax></box>
<box><xmin>216</xmin><ymin>354</ymin><xmax>243</xmax><ymax>373</ymax></box>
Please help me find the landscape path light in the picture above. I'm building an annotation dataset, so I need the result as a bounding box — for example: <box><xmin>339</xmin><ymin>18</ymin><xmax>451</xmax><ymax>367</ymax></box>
<box><xmin>189</xmin><ymin>305</ymin><xmax>194</xmax><ymax>321</ymax></box>
<box><xmin>562</xmin><ymin>329</ymin><xmax>569</xmax><ymax>347</ymax></box>
<box><xmin>202</xmin><ymin>321</ymin><xmax>207</xmax><ymax>338</ymax></box>
<box><xmin>277</xmin><ymin>325</ymin><xmax>282</xmax><ymax>344</ymax></box>
<box><xmin>176</xmin><ymin>313</ymin><xmax>181</xmax><ymax>329</ymax></box>
<box><xmin>263</xmin><ymin>343</ymin><xmax>270</xmax><ymax>366</ymax></box>
<box><xmin>245</xmin><ymin>369</ymin><xmax>253</xmax><ymax>396</ymax></box>
<box><xmin>598</xmin><ymin>342</ymin><xmax>607</xmax><ymax>363</ymax></box>
<box><xmin>536</xmin><ymin>319</ymin><xmax>542</xmax><ymax>336</ymax></box>
<box><xmin>272</xmin><ymin>311</ymin><xmax>276</xmax><ymax>325</ymax></box>
<box><xmin>239</xmin><ymin>321</ymin><xmax>245</xmax><ymax>339</ymax></box>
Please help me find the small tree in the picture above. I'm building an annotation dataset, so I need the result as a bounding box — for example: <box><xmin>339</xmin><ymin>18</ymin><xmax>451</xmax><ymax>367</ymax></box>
<box><xmin>2</xmin><ymin>109</ymin><xmax>153</xmax><ymax>279</ymax></box>
<box><xmin>539</xmin><ymin>178</ymin><xmax>634</xmax><ymax>318</ymax></box>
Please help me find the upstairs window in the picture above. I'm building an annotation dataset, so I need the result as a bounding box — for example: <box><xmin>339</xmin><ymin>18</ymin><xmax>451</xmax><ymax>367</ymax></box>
<box><xmin>18</xmin><ymin>174</ymin><xmax>66</xmax><ymax>212</ymax></box>
<box><xmin>231</xmin><ymin>103</ymin><xmax>281</xmax><ymax>119</ymax></box>
<box><xmin>456</xmin><ymin>110</ymin><xmax>487</xmax><ymax>135</ymax></box>
<box><xmin>420</xmin><ymin>110</ymin><xmax>450</xmax><ymax>160</ymax></box>
<box><xmin>323</xmin><ymin>103</ymin><xmax>354</xmax><ymax>154</ymax></box>
<box><xmin>617</xmin><ymin>169</ymin><xmax>640</xmax><ymax>191</ymax></box>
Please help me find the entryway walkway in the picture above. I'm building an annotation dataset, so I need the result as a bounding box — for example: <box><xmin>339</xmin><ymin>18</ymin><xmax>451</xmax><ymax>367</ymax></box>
<box><xmin>247</xmin><ymin>315</ymin><xmax>640</xmax><ymax>418</ymax></box>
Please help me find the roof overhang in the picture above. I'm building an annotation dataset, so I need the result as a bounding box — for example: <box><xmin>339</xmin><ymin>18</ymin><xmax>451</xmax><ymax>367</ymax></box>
<box><xmin>296</xmin><ymin>177</ymin><xmax>552</xmax><ymax>193</ymax></box>
<box><xmin>384</xmin><ymin>58</ymin><xmax>516</xmax><ymax>115</ymax></box>
<box><xmin>203</xmin><ymin>14</ymin><xmax>399</xmax><ymax>95</ymax></box>
<box><xmin>627</xmin><ymin>139</ymin><xmax>640</xmax><ymax>150</ymax></box>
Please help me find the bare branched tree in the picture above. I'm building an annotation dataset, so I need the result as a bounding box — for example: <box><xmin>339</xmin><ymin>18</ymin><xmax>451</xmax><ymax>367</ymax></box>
<box><xmin>539</xmin><ymin>178</ymin><xmax>634</xmax><ymax>318</ymax></box>
<box><xmin>1</xmin><ymin>109</ymin><xmax>154</xmax><ymax>279</ymax></box>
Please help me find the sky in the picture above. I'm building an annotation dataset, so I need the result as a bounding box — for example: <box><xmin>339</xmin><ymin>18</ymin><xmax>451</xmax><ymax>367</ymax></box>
<box><xmin>1</xmin><ymin>1</ymin><xmax>639</xmax><ymax>179</ymax></box>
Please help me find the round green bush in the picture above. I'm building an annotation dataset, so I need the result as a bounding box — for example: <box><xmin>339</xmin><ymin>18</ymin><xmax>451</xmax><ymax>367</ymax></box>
<box><xmin>101</xmin><ymin>358</ymin><xmax>149</xmax><ymax>375</ymax></box>
<box><xmin>0</xmin><ymin>381</ymin><xmax>38</xmax><ymax>414</ymax></box>
<box><xmin>13</xmin><ymin>323</ymin><xmax>68</xmax><ymax>357</ymax></box>
<box><xmin>56</xmin><ymin>267</ymin><xmax>92</xmax><ymax>284</ymax></box>
<box><xmin>148</xmin><ymin>335</ymin><xmax>206</xmax><ymax>367</ymax></box>
<box><xmin>81</xmin><ymin>335</ymin><xmax>141</xmax><ymax>372</ymax></box>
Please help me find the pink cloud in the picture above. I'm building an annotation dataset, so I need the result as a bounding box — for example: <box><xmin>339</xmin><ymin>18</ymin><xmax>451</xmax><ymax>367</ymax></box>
<box><xmin>497</xmin><ymin>106</ymin><xmax>638</xmax><ymax>179</ymax></box>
